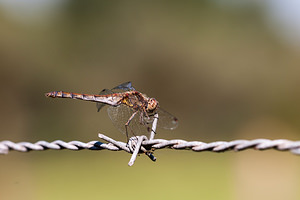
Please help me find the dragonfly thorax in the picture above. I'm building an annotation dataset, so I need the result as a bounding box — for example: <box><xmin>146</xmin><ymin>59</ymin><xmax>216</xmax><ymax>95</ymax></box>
<box><xmin>146</xmin><ymin>98</ymin><xmax>158</xmax><ymax>113</ymax></box>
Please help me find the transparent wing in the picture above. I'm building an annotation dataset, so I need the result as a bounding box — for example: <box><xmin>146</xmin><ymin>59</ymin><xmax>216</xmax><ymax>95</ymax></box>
<box><xmin>96</xmin><ymin>81</ymin><xmax>135</xmax><ymax>112</ymax></box>
<box><xmin>111</xmin><ymin>81</ymin><xmax>135</xmax><ymax>91</ymax></box>
<box><xmin>155</xmin><ymin>108</ymin><xmax>178</xmax><ymax>130</ymax></box>
<box><xmin>107</xmin><ymin>104</ymin><xmax>149</xmax><ymax>135</ymax></box>
<box><xmin>130</xmin><ymin>107</ymin><xmax>178</xmax><ymax>131</ymax></box>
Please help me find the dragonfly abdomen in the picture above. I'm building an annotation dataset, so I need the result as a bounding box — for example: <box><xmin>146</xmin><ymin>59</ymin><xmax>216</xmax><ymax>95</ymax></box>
<box><xmin>45</xmin><ymin>91</ymin><xmax>122</xmax><ymax>106</ymax></box>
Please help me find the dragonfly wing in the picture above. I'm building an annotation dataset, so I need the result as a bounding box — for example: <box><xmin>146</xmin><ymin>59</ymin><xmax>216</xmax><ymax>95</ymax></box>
<box><xmin>111</xmin><ymin>81</ymin><xmax>136</xmax><ymax>91</ymax></box>
<box><xmin>141</xmin><ymin>107</ymin><xmax>178</xmax><ymax>131</ymax></box>
<box><xmin>96</xmin><ymin>89</ymin><xmax>114</xmax><ymax>112</ymax></box>
<box><xmin>97</xmin><ymin>82</ymin><xmax>136</xmax><ymax>112</ymax></box>
<box><xmin>107</xmin><ymin>104</ymin><xmax>149</xmax><ymax>135</ymax></box>
<box><xmin>156</xmin><ymin>108</ymin><xmax>178</xmax><ymax>130</ymax></box>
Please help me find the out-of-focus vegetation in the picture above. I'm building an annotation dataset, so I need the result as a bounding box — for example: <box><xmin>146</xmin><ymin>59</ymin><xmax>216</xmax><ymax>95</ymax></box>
<box><xmin>0</xmin><ymin>1</ymin><xmax>299</xmax><ymax>200</ymax></box>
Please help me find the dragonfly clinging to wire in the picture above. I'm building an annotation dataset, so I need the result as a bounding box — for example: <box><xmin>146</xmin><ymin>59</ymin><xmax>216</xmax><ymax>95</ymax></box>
<box><xmin>45</xmin><ymin>82</ymin><xmax>178</xmax><ymax>140</ymax></box>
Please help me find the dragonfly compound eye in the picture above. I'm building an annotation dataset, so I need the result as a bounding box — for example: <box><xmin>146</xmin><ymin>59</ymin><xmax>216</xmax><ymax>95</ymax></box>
<box><xmin>147</xmin><ymin>98</ymin><xmax>158</xmax><ymax>112</ymax></box>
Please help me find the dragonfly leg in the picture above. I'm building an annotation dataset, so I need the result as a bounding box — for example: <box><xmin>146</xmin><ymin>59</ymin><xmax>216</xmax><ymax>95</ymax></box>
<box><xmin>125</xmin><ymin>110</ymin><xmax>139</xmax><ymax>142</ymax></box>
<box><xmin>136</xmin><ymin>110</ymin><xmax>155</xmax><ymax>137</ymax></box>
<box><xmin>142</xmin><ymin>106</ymin><xmax>150</xmax><ymax>120</ymax></box>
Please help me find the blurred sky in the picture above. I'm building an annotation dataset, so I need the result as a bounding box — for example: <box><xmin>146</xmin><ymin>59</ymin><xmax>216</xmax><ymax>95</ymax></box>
<box><xmin>1</xmin><ymin>0</ymin><xmax>300</xmax><ymax>48</ymax></box>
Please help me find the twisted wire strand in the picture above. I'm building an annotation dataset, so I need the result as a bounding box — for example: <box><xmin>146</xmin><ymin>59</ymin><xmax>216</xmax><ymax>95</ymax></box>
<box><xmin>1</xmin><ymin>135</ymin><xmax>300</xmax><ymax>155</ymax></box>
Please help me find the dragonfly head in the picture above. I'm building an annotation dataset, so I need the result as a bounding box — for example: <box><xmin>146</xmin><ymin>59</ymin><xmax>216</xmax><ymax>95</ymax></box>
<box><xmin>146</xmin><ymin>98</ymin><xmax>158</xmax><ymax>113</ymax></box>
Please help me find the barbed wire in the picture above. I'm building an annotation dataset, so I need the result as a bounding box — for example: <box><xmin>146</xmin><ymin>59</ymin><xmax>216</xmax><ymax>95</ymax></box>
<box><xmin>1</xmin><ymin>134</ymin><xmax>300</xmax><ymax>166</ymax></box>
<box><xmin>1</xmin><ymin>115</ymin><xmax>300</xmax><ymax>166</ymax></box>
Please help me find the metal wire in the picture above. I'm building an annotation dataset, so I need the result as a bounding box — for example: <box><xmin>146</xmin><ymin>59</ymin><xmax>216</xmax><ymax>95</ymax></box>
<box><xmin>1</xmin><ymin>113</ymin><xmax>300</xmax><ymax>165</ymax></box>
<box><xmin>1</xmin><ymin>135</ymin><xmax>300</xmax><ymax>159</ymax></box>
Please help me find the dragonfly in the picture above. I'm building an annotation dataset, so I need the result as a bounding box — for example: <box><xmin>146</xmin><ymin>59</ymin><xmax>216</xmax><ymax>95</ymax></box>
<box><xmin>45</xmin><ymin>82</ymin><xmax>178</xmax><ymax>140</ymax></box>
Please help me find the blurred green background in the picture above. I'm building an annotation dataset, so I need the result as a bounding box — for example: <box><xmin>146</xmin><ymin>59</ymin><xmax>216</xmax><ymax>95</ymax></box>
<box><xmin>1</xmin><ymin>1</ymin><xmax>300</xmax><ymax>200</ymax></box>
